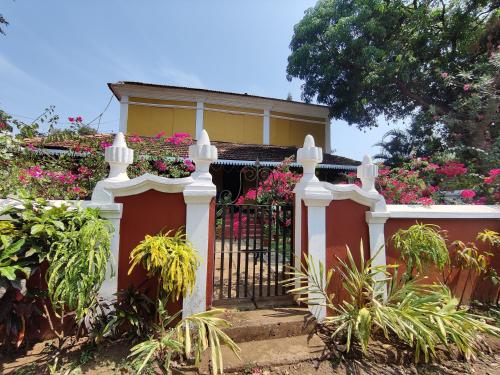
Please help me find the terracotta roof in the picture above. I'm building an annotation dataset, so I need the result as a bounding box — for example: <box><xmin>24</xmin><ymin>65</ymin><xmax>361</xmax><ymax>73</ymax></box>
<box><xmin>108</xmin><ymin>81</ymin><xmax>329</xmax><ymax>109</ymax></box>
<box><xmin>25</xmin><ymin>134</ymin><xmax>359</xmax><ymax>169</ymax></box>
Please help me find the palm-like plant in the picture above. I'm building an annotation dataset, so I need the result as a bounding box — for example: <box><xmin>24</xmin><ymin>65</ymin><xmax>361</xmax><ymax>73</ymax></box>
<box><xmin>129</xmin><ymin>301</ymin><xmax>239</xmax><ymax>374</ymax></box>
<box><xmin>283</xmin><ymin>243</ymin><xmax>500</xmax><ymax>362</ymax></box>
<box><xmin>392</xmin><ymin>223</ymin><xmax>449</xmax><ymax>282</ymax></box>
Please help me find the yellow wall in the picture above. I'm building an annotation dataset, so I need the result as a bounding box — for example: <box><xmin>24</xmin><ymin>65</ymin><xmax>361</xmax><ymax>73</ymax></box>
<box><xmin>203</xmin><ymin>104</ymin><xmax>263</xmax><ymax>144</ymax></box>
<box><xmin>127</xmin><ymin>97</ymin><xmax>196</xmax><ymax>137</ymax></box>
<box><xmin>270</xmin><ymin>112</ymin><xmax>325</xmax><ymax>148</ymax></box>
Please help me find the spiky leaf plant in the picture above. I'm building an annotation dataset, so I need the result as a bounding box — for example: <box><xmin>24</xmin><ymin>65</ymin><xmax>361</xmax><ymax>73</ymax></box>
<box><xmin>46</xmin><ymin>207</ymin><xmax>113</xmax><ymax>322</ymax></box>
<box><xmin>284</xmin><ymin>242</ymin><xmax>500</xmax><ymax>362</ymax></box>
<box><xmin>128</xmin><ymin>228</ymin><xmax>199</xmax><ymax>301</ymax></box>
<box><xmin>129</xmin><ymin>302</ymin><xmax>239</xmax><ymax>374</ymax></box>
<box><xmin>392</xmin><ymin>223</ymin><xmax>449</xmax><ymax>281</ymax></box>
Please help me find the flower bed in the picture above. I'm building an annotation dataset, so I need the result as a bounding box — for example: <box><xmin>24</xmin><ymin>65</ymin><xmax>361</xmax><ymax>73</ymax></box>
<box><xmin>346</xmin><ymin>158</ymin><xmax>499</xmax><ymax>205</ymax></box>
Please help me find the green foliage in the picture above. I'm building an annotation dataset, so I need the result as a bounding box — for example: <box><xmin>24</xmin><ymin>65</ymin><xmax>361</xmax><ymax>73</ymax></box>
<box><xmin>392</xmin><ymin>223</ymin><xmax>449</xmax><ymax>281</ymax></box>
<box><xmin>129</xmin><ymin>301</ymin><xmax>239</xmax><ymax>374</ymax></box>
<box><xmin>284</xmin><ymin>243</ymin><xmax>500</xmax><ymax>362</ymax></box>
<box><xmin>288</xmin><ymin>0</ymin><xmax>499</xmax><ymax>169</ymax></box>
<box><xmin>45</xmin><ymin>207</ymin><xmax>113</xmax><ymax>322</ymax></box>
<box><xmin>0</xmin><ymin>193</ymin><xmax>113</xmax><ymax>349</ymax></box>
<box><xmin>129</xmin><ymin>228</ymin><xmax>199</xmax><ymax>301</ymax></box>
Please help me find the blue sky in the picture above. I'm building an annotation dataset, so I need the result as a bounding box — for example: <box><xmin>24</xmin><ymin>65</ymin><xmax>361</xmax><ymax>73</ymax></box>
<box><xmin>0</xmin><ymin>0</ymin><xmax>398</xmax><ymax>160</ymax></box>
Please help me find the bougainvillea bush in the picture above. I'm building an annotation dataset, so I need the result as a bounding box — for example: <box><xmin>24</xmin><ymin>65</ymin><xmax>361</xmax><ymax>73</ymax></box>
<box><xmin>346</xmin><ymin>158</ymin><xmax>499</xmax><ymax>205</ymax></box>
<box><xmin>0</xmin><ymin>114</ymin><xmax>195</xmax><ymax>200</ymax></box>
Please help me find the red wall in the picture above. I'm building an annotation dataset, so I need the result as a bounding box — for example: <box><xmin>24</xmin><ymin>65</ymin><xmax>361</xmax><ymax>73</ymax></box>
<box><xmin>385</xmin><ymin>218</ymin><xmax>500</xmax><ymax>304</ymax></box>
<box><xmin>325</xmin><ymin>200</ymin><xmax>370</xmax><ymax>303</ymax></box>
<box><xmin>309</xmin><ymin>199</ymin><xmax>499</xmax><ymax>305</ymax></box>
<box><xmin>115</xmin><ymin>190</ymin><xmax>187</xmax><ymax>314</ymax></box>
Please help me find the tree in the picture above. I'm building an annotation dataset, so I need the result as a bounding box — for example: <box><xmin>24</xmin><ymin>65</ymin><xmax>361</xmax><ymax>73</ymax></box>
<box><xmin>287</xmin><ymin>0</ymin><xmax>499</xmax><ymax>141</ymax></box>
<box><xmin>0</xmin><ymin>13</ymin><xmax>8</xmax><ymax>35</ymax></box>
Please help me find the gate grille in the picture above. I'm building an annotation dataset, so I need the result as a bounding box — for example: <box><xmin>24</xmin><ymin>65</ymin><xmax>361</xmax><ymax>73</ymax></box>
<box><xmin>214</xmin><ymin>203</ymin><xmax>294</xmax><ymax>302</ymax></box>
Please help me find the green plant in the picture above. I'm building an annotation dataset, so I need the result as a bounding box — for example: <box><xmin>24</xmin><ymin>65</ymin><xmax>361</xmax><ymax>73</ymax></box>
<box><xmin>284</xmin><ymin>243</ymin><xmax>500</xmax><ymax>362</ymax></box>
<box><xmin>128</xmin><ymin>228</ymin><xmax>199</xmax><ymax>302</ymax></box>
<box><xmin>392</xmin><ymin>223</ymin><xmax>449</xmax><ymax>282</ymax></box>
<box><xmin>129</xmin><ymin>301</ymin><xmax>239</xmax><ymax>374</ymax></box>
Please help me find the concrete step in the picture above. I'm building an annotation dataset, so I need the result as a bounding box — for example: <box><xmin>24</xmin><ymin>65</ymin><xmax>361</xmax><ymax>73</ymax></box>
<box><xmin>200</xmin><ymin>334</ymin><xmax>325</xmax><ymax>374</ymax></box>
<box><xmin>220</xmin><ymin>307</ymin><xmax>316</xmax><ymax>343</ymax></box>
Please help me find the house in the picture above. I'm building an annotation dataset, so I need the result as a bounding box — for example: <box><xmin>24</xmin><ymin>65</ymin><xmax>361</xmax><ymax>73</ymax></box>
<box><xmin>107</xmin><ymin>82</ymin><xmax>358</xmax><ymax>199</ymax></box>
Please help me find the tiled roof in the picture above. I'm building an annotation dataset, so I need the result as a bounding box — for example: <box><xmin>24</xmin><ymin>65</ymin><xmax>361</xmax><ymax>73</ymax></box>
<box><xmin>25</xmin><ymin>134</ymin><xmax>359</xmax><ymax>169</ymax></box>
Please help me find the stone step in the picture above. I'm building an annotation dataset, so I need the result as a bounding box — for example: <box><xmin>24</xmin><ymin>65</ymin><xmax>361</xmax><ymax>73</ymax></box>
<box><xmin>220</xmin><ymin>307</ymin><xmax>316</xmax><ymax>343</ymax></box>
<box><xmin>199</xmin><ymin>334</ymin><xmax>325</xmax><ymax>374</ymax></box>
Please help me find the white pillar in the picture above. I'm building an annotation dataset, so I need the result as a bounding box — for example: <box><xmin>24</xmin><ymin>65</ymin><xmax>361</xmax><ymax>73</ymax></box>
<box><xmin>96</xmin><ymin>206</ymin><xmax>123</xmax><ymax>301</ymax></box>
<box><xmin>196</xmin><ymin>102</ymin><xmax>204</xmax><ymax>140</ymax></box>
<box><xmin>295</xmin><ymin>135</ymin><xmax>332</xmax><ymax>322</ymax></box>
<box><xmin>357</xmin><ymin>155</ymin><xmax>378</xmax><ymax>194</ymax></box>
<box><xmin>119</xmin><ymin>95</ymin><xmax>129</xmax><ymax>133</ymax></box>
<box><xmin>183</xmin><ymin>130</ymin><xmax>217</xmax><ymax>318</ymax></box>
<box><xmin>263</xmin><ymin>109</ymin><xmax>270</xmax><ymax>145</ymax></box>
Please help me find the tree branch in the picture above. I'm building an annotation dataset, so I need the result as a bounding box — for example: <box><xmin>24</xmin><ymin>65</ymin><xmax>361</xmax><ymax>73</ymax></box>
<box><xmin>394</xmin><ymin>78</ymin><xmax>450</xmax><ymax>114</ymax></box>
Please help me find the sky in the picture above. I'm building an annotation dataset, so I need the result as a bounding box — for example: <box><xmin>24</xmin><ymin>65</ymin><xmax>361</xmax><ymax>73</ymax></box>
<box><xmin>0</xmin><ymin>0</ymin><xmax>400</xmax><ymax>161</ymax></box>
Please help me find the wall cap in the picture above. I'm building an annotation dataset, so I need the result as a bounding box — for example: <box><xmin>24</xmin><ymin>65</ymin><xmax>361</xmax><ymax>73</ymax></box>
<box><xmin>383</xmin><ymin>204</ymin><xmax>500</xmax><ymax>219</ymax></box>
<box><xmin>91</xmin><ymin>173</ymin><xmax>194</xmax><ymax>204</ymax></box>
<box><xmin>322</xmin><ymin>182</ymin><xmax>387</xmax><ymax>211</ymax></box>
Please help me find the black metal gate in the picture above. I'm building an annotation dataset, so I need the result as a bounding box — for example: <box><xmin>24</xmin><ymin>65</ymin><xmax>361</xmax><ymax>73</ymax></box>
<box><xmin>212</xmin><ymin>160</ymin><xmax>295</xmax><ymax>304</ymax></box>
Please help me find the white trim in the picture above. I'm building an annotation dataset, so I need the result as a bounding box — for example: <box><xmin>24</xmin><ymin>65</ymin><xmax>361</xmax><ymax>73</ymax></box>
<box><xmin>270</xmin><ymin>113</ymin><xmax>325</xmax><ymax>125</ymax></box>
<box><xmin>92</xmin><ymin>173</ymin><xmax>194</xmax><ymax>204</ymax></box>
<box><xmin>375</xmin><ymin>204</ymin><xmax>500</xmax><ymax>219</ymax></box>
<box><xmin>110</xmin><ymin>83</ymin><xmax>330</xmax><ymax>118</ymax></box>
<box><xmin>214</xmin><ymin>159</ymin><xmax>357</xmax><ymax>170</ymax></box>
<box><xmin>127</xmin><ymin>100</ymin><xmax>197</xmax><ymax>110</ymax></box>
<box><xmin>119</xmin><ymin>96</ymin><xmax>129</xmax><ymax>133</ymax></box>
<box><xmin>263</xmin><ymin>109</ymin><xmax>270</xmax><ymax>145</ymax></box>
<box><xmin>196</xmin><ymin>102</ymin><xmax>204</xmax><ymax>139</ymax></box>
<box><xmin>322</xmin><ymin>182</ymin><xmax>387</xmax><ymax>211</ymax></box>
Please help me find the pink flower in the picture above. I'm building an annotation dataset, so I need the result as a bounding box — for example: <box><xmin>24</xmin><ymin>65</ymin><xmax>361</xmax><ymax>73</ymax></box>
<box><xmin>129</xmin><ymin>134</ymin><xmax>143</xmax><ymax>143</ymax></box>
<box><xmin>26</xmin><ymin>166</ymin><xmax>44</xmax><ymax>178</ymax></box>
<box><xmin>0</xmin><ymin>122</ymin><xmax>6</xmax><ymax>129</ymax></box>
<box><xmin>76</xmin><ymin>116</ymin><xmax>83</xmax><ymax>122</ymax></box>
<box><xmin>72</xmin><ymin>186</ymin><xmax>82</xmax><ymax>193</ymax></box>
<box><xmin>417</xmin><ymin>197</ymin><xmax>434</xmax><ymax>205</ymax></box>
<box><xmin>68</xmin><ymin>117</ymin><xmax>75</xmax><ymax>122</ymax></box>
<box><xmin>436</xmin><ymin>161</ymin><xmax>467</xmax><ymax>177</ymax></box>
<box><xmin>154</xmin><ymin>160</ymin><xmax>167</xmax><ymax>171</ymax></box>
<box><xmin>463</xmin><ymin>84</ymin><xmax>471</xmax><ymax>91</ymax></box>
<box><xmin>27</xmin><ymin>143</ymin><xmax>36</xmax><ymax>151</ymax></box>
<box><xmin>100</xmin><ymin>141</ymin><xmax>112</xmax><ymax>148</ymax></box>
<box><xmin>489</xmin><ymin>169</ymin><xmax>500</xmax><ymax>177</ymax></box>
<box><xmin>460</xmin><ymin>190</ymin><xmax>476</xmax><ymax>199</ymax></box>
<box><xmin>485</xmin><ymin>176</ymin><xmax>494</xmax><ymax>184</ymax></box>
<box><xmin>441</xmin><ymin>72</ymin><xmax>448</xmax><ymax>78</ymax></box>
<box><xmin>155</xmin><ymin>131</ymin><xmax>166</xmax><ymax>139</ymax></box>
<box><xmin>245</xmin><ymin>189</ymin><xmax>257</xmax><ymax>200</ymax></box>
<box><xmin>184</xmin><ymin>159</ymin><xmax>195</xmax><ymax>172</ymax></box>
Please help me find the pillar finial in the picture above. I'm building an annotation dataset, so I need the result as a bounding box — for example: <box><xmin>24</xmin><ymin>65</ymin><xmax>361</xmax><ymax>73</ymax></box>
<box><xmin>105</xmin><ymin>132</ymin><xmax>134</xmax><ymax>182</ymax></box>
<box><xmin>357</xmin><ymin>153</ymin><xmax>378</xmax><ymax>193</ymax></box>
<box><xmin>297</xmin><ymin>134</ymin><xmax>323</xmax><ymax>181</ymax></box>
<box><xmin>189</xmin><ymin>129</ymin><xmax>217</xmax><ymax>181</ymax></box>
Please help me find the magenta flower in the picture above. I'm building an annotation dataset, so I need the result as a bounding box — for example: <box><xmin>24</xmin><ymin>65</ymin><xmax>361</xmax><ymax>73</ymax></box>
<box><xmin>154</xmin><ymin>160</ymin><xmax>167</xmax><ymax>171</ymax></box>
<box><xmin>460</xmin><ymin>190</ymin><xmax>476</xmax><ymax>199</ymax></box>
<box><xmin>463</xmin><ymin>84</ymin><xmax>471</xmax><ymax>91</ymax></box>
<box><xmin>76</xmin><ymin>116</ymin><xmax>83</xmax><ymax>122</ymax></box>
<box><xmin>27</xmin><ymin>143</ymin><xmax>36</xmax><ymax>151</ymax></box>
<box><xmin>489</xmin><ymin>169</ymin><xmax>500</xmax><ymax>177</ymax></box>
<box><xmin>155</xmin><ymin>131</ymin><xmax>166</xmax><ymax>139</ymax></box>
<box><xmin>68</xmin><ymin>117</ymin><xmax>75</xmax><ymax>122</ymax></box>
<box><xmin>441</xmin><ymin>72</ymin><xmax>448</xmax><ymax>78</ymax></box>
<box><xmin>100</xmin><ymin>141</ymin><xmax>112</xmax><ymax>149</ymax></box>
<box><xmin>129</xmin><ymin>134</ymin><xmax>143</xmax><ymax>143</ymax></box>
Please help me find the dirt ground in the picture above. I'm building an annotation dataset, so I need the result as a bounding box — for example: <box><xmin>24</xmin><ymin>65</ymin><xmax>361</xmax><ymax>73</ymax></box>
<box><xmin>2</xmin><ymin>335</ymin><xmax>500</xmax><ymax>375</ymax></box>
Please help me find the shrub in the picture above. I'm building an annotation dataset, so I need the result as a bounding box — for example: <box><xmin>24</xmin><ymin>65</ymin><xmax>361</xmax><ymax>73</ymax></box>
<box><xmin>284</xmin><ymin>244</ymin><xmax>500</xmax><ymax>362</ymax></box>
<box><xmin>391</xmin><ymin>223</ymin><xmax>449</xmax><ymax>282</ymax></box>
<box><xmin>128</xmin><ymin>228</ymin><xmax>199</xmax><ymax>301</ymax></box>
